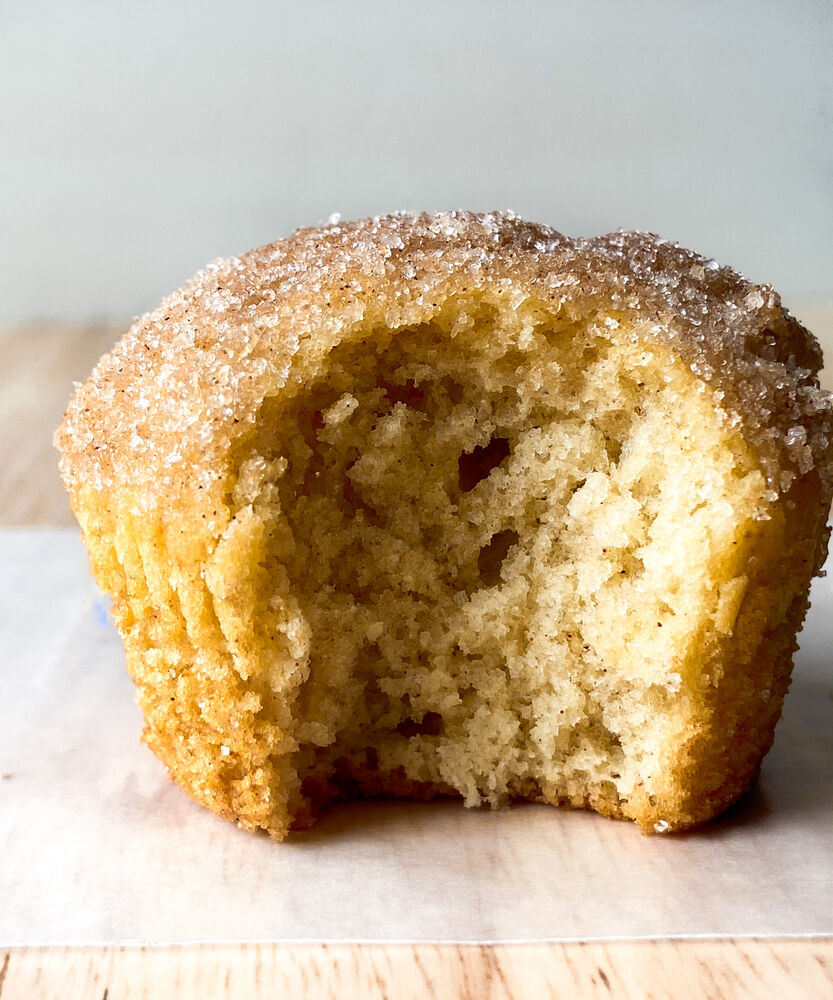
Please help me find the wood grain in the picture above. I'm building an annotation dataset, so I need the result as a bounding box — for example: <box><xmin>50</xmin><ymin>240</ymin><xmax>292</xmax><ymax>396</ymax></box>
<box><xmin>1</xmin><ymin>940</ymin><xmax>832</xmax><ymax>999</ymax></box>
<box><xmin>2</xmin><ymin>318</ymin><xmax>831</xmax><ymax>998</ymax></box>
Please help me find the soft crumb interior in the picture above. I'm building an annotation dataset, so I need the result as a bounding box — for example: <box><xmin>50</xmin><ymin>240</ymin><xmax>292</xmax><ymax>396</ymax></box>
<box><xmin>231</xmin><ymin>299</ymin><xmax>766</xmax><ymax>821</ymax></box>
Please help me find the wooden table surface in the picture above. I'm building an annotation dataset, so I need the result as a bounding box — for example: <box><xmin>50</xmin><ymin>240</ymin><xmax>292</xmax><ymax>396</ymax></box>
<box><xmin>2</xmin><ymin>318</ymin><xmax>832</xmax><ymax>999</ymax></box>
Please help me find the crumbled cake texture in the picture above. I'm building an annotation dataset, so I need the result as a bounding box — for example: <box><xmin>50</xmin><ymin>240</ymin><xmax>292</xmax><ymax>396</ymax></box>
<box><xmin>57</xmin><ymin>211</ymin><xmax>832</xmax><ymax>838</ymax></box>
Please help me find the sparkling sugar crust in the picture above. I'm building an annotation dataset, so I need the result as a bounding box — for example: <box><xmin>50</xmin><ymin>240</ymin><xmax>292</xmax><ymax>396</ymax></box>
<box><xmin>57</xmin><ymin>211</ymin><xmax>832</xmax><ymax>515</ymax></box>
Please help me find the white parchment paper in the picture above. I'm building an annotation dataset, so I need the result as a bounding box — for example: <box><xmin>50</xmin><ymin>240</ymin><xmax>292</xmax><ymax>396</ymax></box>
<box><xmin>1</xmin><ymin>529</ymin><xmax>831</xmax><ymax>944</ymax></box>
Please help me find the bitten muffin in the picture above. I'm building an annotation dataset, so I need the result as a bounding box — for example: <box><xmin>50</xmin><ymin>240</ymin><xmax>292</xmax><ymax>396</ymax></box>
<box><xmin>57</xmin><ymin>211</ymin><xmax>833</xmax><ymax>838</ymax></box>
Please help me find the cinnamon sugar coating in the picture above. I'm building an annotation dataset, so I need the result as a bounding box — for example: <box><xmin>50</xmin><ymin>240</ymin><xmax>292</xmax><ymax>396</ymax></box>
<box><xmin>56</xmin><ymin>212</ymin><xmax>832</xmax><ymax>839</ymax></box>
<box><xmin>58</xmin><ymin>211</ymin><xmax>831</xmax><ymax>512</ymax></box>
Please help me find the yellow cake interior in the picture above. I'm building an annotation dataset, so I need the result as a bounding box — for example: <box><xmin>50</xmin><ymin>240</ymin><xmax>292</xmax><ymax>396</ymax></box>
<box><xmin>213</xmin><ymin>297</ymin><xmax>767</xmax><ymax>826</ymax></box>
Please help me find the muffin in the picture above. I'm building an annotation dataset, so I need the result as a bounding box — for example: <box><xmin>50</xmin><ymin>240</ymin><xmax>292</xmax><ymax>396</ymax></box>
<box><xmin>56</xmin><ymin>211</ymin><xmax>833</xmax><ymax>838</ymax></box>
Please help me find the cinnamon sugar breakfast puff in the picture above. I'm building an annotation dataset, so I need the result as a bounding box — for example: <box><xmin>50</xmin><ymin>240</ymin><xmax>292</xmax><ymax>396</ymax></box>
<box><xmin>57</xmin><ymin>212</ymin><xmax>833</xmax><ymax>838</ymax></box>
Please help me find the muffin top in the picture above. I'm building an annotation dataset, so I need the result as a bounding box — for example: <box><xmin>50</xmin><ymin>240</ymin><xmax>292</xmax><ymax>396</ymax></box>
<box><xmin>56</xmin><ymin>211</ymin><xmax>832</xmax><ymax>511</ymax></box>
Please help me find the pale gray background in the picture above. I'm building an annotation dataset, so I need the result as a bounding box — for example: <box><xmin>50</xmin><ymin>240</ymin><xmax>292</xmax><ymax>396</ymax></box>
<box><xmin>1</xmin><ymin>0</ymin><xmax>831</xmax><ymax>323</ymax></box>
